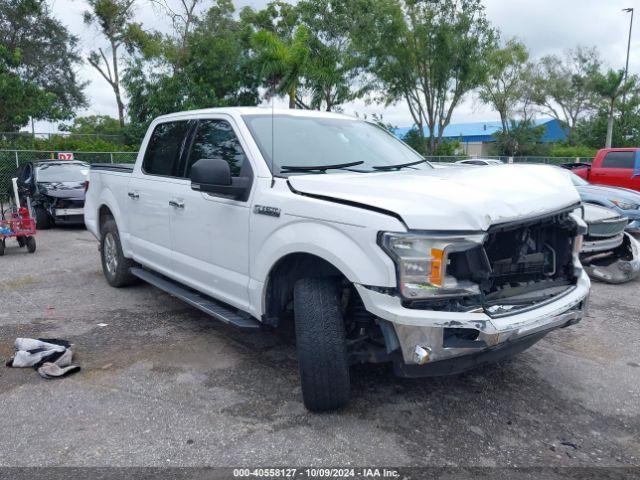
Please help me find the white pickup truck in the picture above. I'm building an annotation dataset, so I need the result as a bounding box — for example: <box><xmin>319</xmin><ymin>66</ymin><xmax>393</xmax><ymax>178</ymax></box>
<box><xmin>85</xmin><ymin>107</ymin><xmax>590</xmax><ymax>411</ymax></box>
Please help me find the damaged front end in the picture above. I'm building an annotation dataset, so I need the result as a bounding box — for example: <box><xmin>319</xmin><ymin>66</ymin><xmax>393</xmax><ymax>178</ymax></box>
<box><xmin>385</xmin><ymin>206</ymin><xmax>584</xmax><ymax>316</ymax></box>
<box><xmin>364</xmin><ymin>205</ymin><xmax>589</xmax><ymax>376</ymax></box>
<box><xmin>580</xmin><ymin>204</ymin><xmax>640</xmax><ymax>284</ymax></box>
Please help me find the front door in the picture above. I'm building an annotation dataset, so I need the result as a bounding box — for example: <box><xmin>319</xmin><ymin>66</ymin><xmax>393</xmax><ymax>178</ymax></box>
<box><xmin>168</xmin><ymin>117</ymin><xmax>253</xmax><ymax>311</ymax></box>
<box><xmin>126</xmin><ymin>120</ymin><xmax>192</xmax><ymax>275</ymax></box>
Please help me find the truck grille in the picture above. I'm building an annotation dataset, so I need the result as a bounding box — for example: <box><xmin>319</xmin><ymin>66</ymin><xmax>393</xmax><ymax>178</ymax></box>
<box><xmin>481</xmin><ymin>210</ymin><xmax>578</xmax><ymax>297</ymax></box>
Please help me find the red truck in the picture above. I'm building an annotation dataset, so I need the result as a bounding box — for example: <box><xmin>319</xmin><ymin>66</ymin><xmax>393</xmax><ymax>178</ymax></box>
<box><xmin>564</xmin><ymin>148</ymin><xmax>640</xmax><ymax>191</ymax></box>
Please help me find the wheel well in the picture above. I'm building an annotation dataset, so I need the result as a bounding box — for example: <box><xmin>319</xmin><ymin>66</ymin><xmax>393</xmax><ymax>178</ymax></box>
<box><xmin>263</xmin><ymin>253</ymin><xmax>346</xmax><ymax>328</ymax></box>
<box><xmin>98</xmin><ymin>205</ymin><xmax>114</xmax><ymax>235</ymax></box>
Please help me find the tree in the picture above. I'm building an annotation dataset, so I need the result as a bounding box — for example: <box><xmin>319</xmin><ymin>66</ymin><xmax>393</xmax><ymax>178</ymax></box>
<box><xmin>530</xmin><ymin>47</ymin><xmax>600</xmax><ymax>141</ymax></box>
<box><xmin>0</xmin><ymin>0</ymin><xmax>86</xmax><ymax>130</ymax></box>
<box><xmin>349</xmin><ymin>0</ymin><xmax>498</xmax><ymax>154</ymax></box>
<box><xmin>574</xmin><ymin>90</ymin><xmax>640</xmax><ymax>149</ymax></box>
<box><xmin>490</xmin><ymin>119</ymin><xmax>546</xmax><ymax>156</ymax></box>
<box><xmin>0</xmin><ymin>46</ymin><xmax>56</xmax><ymax>132</ymax></box>
<box><xmin>84</xmin><ymin>0</ymin><xmax>136</xmax><ymax>127</ymax></box>
<box><xmin>122</xmin><ymin>0</ymin><xmax>259</xmax><ymax>137</ymax></box>
<box><xmin>295</xmin><ymin>0</ymin><xmax>366</xmax><ymax>111</ymax></box>
<box><xmin>591</xmin><ymin>69</ymin><xmax>636</xmax><ymax>148</ymax></box>
<box><xmin>252</xmin><ymin>25</ymin><xmax>311</xmax><ymax>108</ymax></box>
<box><xmin>479</xmin><ymin>38</ymin><xmax>530</xmax><ymax>133</ymax></box>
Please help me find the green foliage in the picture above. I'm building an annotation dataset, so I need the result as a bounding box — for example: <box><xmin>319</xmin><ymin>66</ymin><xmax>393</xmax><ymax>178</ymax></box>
<box><xmin>349</xmin><ymin>0</ymin><xmax>498</xmax><ymax>154</ymax></box>
<box><xmin>530</xmin><ymin>47</ymin><xmax>600</xmax><ymax>140</ymax></box>
<box><xmin>490</xmin><ymin>119</ymin><xmax>547</xmax><ymax>156</ymax></box>
<box><xmin>252</xmin><ymin>25</ymin><xmax>311</xmax><ymax>108</ymax></box>
<box><xmin>547</xmin><ymin>143</ymin><xmax>597</xmax><ymax>158</ymax></box>
<box><xmin>122</xmin><ymin>0</ymin><xmax>260</xmax><ymax>141</ymax></box>
<box><xmin>402</xmin><ymin>128</ymin><xmax>460</xmax><ymax>156</ymax></box>
<box><xmin>0</xmin><ymin>134</ymin><xmax>136</xmax><ymax>152</ymax></box>
<box><xmin>479</xmin><ymin>38</ymin><xmax>531</xmax><ymax>131</ymax></box>
<box><xmin>58</xmin><ymin>115</ymin><xmax>123</xmax><ymax>136</ymax></box>
<box><xmin>574</xmin><ymin>89</ymin><xmax>640</xmax><ymax>149</ymax></box>
<box><xmin>0</xmin><ymin>0</ymin><xmax>86</xmax><ymax>131</ymax></box>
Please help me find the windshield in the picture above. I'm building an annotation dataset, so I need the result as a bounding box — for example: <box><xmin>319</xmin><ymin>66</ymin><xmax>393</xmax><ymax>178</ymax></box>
<box><xmin>242</xmin><ymin>114</ymin><xmax>430</xmax><ymax>174</ymax></box>
<box><xmin>36</xmin><ymin>163</ymin><xmax>89</xmax><ymax>183</ymax></box>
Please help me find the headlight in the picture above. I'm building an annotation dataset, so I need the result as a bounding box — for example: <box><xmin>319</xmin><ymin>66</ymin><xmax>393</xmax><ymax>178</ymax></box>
<box><xmin>610</xmin><ymin>199</ymin><xmax>639</xmax><ymax>210</ymax></box>
<box><xmin>379</xmin><ymin>232</ymin><xmax>485</xmax><ymax>300</ymax></box>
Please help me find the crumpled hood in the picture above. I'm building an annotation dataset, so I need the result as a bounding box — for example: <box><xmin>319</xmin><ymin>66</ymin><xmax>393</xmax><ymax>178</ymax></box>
<box><xmin>37</xmin><ymin>182</ymin><xmax>85</xmax><ymax>200</ymax></box>
<box><xmin>288</xmin><ymin>164</ymin><xmax>580</xmax><ymax>230</ymax></box>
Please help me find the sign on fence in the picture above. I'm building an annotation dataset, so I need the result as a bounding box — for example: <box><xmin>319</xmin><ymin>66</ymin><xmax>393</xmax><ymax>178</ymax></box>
<box><xmin>57</xmin><ymin>152</ymin><xmax>74</xmax><ymax>160</ymax></box>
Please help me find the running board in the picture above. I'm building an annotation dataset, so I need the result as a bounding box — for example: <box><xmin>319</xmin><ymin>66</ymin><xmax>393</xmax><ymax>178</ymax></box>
<box><xmin>130</xmin><ymin>267</ymin><xmax>261</xmax><ymax>330</ymax></box>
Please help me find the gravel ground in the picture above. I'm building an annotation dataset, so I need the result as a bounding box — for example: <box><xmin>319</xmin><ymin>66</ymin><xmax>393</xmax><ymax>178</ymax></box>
<box><xmin>0</xmin><ymin>228</ymin><xmax>638</xmax><ymax>467</ymax></box>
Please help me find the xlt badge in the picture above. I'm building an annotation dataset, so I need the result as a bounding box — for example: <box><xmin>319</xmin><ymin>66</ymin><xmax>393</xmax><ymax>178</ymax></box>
<box><xmin>254</xmin><ymin>205</ymin><xmax>281</xmax><ymax>217</ymax></box>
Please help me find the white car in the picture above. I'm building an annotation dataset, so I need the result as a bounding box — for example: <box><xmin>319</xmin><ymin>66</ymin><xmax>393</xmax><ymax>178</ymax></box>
<box><xmin>455</xmin><ymin>158</ymin><xmax>504</xmax><ymax>166</ymax></box>
<box><xmin>84</xmin><ymin>108</ymin><xmax>590</xmax><ymax>411</ymax></box>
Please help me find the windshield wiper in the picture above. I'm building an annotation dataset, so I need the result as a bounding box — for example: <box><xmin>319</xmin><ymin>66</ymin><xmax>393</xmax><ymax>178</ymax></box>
<box><xmin>372</xmin><ymin>159</ymin><xmax>427</xmax><ymax>171</ymax></box>
<box><xmin>280</xmin><ymin>161</ymin><xmax>364</xmax><ymax>173</ymax></box>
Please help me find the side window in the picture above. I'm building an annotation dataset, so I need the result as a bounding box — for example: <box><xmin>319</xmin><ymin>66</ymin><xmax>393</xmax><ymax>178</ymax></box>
<box><xmin>602</xmin><ymin>151</ymin><xmax>635</xmax><ymax>169</ymax></box>
<box><xmin>142</xmin><ymin>121</ymin><xmax>191</xmax><ymax>177</ymax></box>
<box><xmin>185</xmin><ymin>120</ymin><xmax>246</xmax><ymax>178</ymax></box>
<box><xmin>19</xmin><ymin>164</ymin><xmax>32</xmax><ymax>183</ymax></box>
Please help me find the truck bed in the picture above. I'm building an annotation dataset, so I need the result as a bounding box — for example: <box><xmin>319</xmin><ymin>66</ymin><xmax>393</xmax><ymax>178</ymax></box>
<box><xmin>90</xmin><ymin>163</ymin><xmax>135</xmax><ymax>173</ymax></box>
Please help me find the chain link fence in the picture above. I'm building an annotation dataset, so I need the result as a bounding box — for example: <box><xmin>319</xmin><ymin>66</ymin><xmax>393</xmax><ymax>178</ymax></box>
<box><xmin>0</xmin><ymin>150</ymin><xmax>138</xmax><ymax>191</ymax></box>
<box><xmin>1</xmin><ymin>149</ymin><xmax>594</xmax><ymax>192</ymax></box>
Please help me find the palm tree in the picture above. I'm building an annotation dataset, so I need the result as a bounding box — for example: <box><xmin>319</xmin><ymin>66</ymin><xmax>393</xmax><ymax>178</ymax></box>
<box><xmin>591</xmin><ymin>69</ymin><xmax>635</xmax><ymax>148</ymax></box>
<box><xmin>252</xmin><ymin>26</ymin><xmax>310</xmax><ymax>108</ymax></box>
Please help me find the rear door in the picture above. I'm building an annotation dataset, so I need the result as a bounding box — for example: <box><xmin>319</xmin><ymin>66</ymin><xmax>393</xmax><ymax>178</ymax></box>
<box><xmin>126</xmin><ymin>120</ymin><xmax>193</xmax><ymax>275</ymax></box>
<box><xmin>168</xmin><ymin>117</ymin><xmax>254</xmax><ymax>311</ymax></box>
<box><xmin>592</xmin><ymin>150</ymin><xmax>637</xmax><ymax>190</ymax></box>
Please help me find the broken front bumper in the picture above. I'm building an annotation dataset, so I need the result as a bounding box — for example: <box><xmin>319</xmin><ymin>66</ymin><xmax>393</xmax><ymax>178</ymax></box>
<box><xmin>354</xmin><ymin>270</ymin><xmax>590</xmax><ymax>376</ymax></box>
<box><xmin>582</xmin><ymin>232</ymin><xmax>640</xmax><ymax>284</ymax></box>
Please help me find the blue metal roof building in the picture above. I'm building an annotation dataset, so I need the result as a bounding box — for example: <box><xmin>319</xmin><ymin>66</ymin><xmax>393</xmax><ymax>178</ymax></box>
<box><xmin>394</xmin><ymin>118</ymin><xmax>567</xmax><ymax>154</ymax></box>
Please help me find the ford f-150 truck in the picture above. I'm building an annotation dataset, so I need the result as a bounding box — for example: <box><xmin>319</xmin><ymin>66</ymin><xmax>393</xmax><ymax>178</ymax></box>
<box><xmin>85</xmin><ymin>108</ymin><xmax>590</xmax><ymax>412</ymax></box>
<box><xmin>564</xmin><ymin>148</ymin><xmax>640</xmax><ymax>191</ymax></box>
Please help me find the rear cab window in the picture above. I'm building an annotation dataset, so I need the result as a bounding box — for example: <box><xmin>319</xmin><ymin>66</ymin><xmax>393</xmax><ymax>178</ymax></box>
<box><xmin>601</xmin><ymin>151</ymin><xmax>635</xmax><ymax>169</ymax></box>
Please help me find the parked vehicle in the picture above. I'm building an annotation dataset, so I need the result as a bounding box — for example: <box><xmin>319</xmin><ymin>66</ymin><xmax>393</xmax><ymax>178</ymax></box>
<box><xmin>563</xmin><ymin>148</ymin><xmax>640</xmax><ymax>191</ymax></box>
<box><xmin>580</xmin><ymin>204</ymin><xmax>640</xmax><ymax>284</ymax></box>
<box><xmin>14</xmin><ymin>160</ymin><xmax>89</xmax><ymax>229</ymax></box>
<box><xmin>565</xmin><ymin>170</ymin><xmax>640</xmax><ymax>232</ymax></box>
<box><xmin>454</xmin><ymin>158</ymin><xmax>504</xmax><ymax>166</ymax></box>
<box><xmin>84</xmin><ymin>108</ymin><xmax>590</xmax><ymax>411</ymax></box>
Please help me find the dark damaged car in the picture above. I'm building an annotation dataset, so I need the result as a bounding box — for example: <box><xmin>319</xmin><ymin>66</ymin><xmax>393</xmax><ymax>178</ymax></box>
<box><xmin>15</xmin><ymin>160</ymin><xmax>89</xmax><ymax>229</ymax></box>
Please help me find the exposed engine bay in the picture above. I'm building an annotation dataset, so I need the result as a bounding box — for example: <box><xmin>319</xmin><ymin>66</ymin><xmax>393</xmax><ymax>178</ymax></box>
<box><xmin>408</xmin><ymin>209</ymin><xmax>581</xmax><ymax>316</ymax></box>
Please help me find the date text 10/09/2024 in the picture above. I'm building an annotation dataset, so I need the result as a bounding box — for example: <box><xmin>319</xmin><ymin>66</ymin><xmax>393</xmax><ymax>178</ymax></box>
<box><xmin>232</xmin><ymin>468</ymin><xmax>400</xmax><ymax>478</ymax></box>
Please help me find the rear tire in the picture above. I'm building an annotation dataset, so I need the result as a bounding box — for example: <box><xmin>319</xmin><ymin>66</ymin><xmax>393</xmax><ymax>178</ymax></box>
<box><xmin>294</xmin><ymin>277</ymin><xmax>350</xmax><ymax>412</ymax></box>
<box><xmin>100</xmin><ymin>218</ymin><xmax>138</xmax><ymax>287</ymax></box>
<box><xmin>0</xmin><ymin>239</ymin><xmax>4</xmax><ymax>256</ymax></box>
<box><xmin>35</xmin><ymin>207</ymin><xmax>52</xmax><ymax>230</ymax></box>
<box><xmin>26</xmin><ymin>236</ymin><xmax>36</xmax><ymax>253</ymax></box>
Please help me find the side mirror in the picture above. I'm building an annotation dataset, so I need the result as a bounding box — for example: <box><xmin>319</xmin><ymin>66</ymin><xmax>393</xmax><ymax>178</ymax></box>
<box><xmin>190</xmin><ymin>158</ymin><xmax>250</xmax><ymax>200</ymax></box>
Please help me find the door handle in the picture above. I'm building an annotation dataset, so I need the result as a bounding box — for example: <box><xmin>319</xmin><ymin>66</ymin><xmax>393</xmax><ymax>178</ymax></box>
<box><xmin>169</xmin><ymin>200</ymin><xmax>185</xmax><ymax>209</ymax></box>
<box><xmin>128</xmin><ymin>192</ymin><xmax>139</xmax><ymax>199</ymax></box>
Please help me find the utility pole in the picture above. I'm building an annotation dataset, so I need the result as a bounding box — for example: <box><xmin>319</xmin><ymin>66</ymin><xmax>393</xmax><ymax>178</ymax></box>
<box><xmin>622</xmin><ymin>8</ymin><xmax>634</xmax><ymax>130</ymax></box>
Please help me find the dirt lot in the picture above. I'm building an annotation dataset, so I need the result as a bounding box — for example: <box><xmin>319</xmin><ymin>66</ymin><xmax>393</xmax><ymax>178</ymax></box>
<box><xmin>0</xmin><ymin>227</ymin><xmax>638</xmax><ymax>467</ymax></box>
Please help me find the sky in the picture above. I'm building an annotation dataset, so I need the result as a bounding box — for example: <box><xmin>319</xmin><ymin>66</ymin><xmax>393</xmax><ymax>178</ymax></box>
<box><xmin>33</xmin><ymin>0</ymin><xmax>640</xmax><ymax>133</ymax></box>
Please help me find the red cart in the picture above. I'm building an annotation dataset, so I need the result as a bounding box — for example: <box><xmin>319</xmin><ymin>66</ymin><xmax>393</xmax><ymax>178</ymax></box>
<box><xmin>0</xmin><ymin>204</ymin><xmax>36</xmax><ymax>256</ymax></box>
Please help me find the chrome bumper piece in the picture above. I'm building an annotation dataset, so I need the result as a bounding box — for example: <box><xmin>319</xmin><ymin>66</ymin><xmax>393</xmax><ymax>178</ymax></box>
<box><xmin>355</xmin><ymin>270</ymin><xmax>590</xmax><ymax>366</ymax></box>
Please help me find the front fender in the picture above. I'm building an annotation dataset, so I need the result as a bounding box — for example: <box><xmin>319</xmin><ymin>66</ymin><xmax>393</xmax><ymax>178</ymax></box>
<box><xmin>252</xmin><ymin>219</ymin><xmax>396</xmax><ymax>287</ymax></box>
